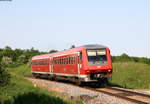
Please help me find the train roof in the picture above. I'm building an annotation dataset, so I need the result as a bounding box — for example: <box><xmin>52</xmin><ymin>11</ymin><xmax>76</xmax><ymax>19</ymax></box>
<box><xmin>81</xmin><ymin>44</ymin><xmax>107</xmax><ymax>49</ymax></box>
<box><xmin>32</xmin><ymin>44</ymin><xmax>107</xmax><ymax>60</ymax></box>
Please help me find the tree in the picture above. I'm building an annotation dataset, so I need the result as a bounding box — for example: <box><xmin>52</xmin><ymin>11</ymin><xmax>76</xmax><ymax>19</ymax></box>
<box><xmin>4</xmin><ymin>46</ymin><xmax>12</xmax><ymax>50</ymax></box>
<box><xmin>17</xmin><ymin>54</ymin><xmax>28</xmax><ymax>64</ymax></box>
<box><xmin>1</xmin><ymin>56</ymin><xmax>13</xmax><ymax>67</ymax></box>
<box><xmin>49</xmin><ymin>50</ymin><xmax>58</xmax><ymax>53</ymax></box>
<box><xmin>70</xmin><ymin>45</ymin><xmax>75</xmax><ymax>49</ymax></box>
<box><xmin>0</xmin><ymin>65</ymin><xmax>11</xmax><ymax>86</ymax></box>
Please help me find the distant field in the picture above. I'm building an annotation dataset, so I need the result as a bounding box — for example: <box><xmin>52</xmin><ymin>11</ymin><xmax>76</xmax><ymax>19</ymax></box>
<box><xmin>0</xmin><ymin>65</ymin><xmax>81</xmax><ymax>104</ymax></box>
<box><xmin>111</xmin><ymin>62</ymin><xmax>150</xmax><ymax>89</ymax></box>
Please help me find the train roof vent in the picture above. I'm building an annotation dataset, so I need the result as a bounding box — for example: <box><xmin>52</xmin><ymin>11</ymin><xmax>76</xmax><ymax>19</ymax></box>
<box><xmin>82</xmin><ymin>44</ymin><xmax>107</xmax><ymax>48</ymax></box>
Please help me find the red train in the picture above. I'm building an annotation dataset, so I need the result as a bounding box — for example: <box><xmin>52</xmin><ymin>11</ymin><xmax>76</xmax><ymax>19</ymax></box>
<box><xmin>31</xmin><ymin>44</ymin><xmax>112</xmax><ymax>85</ymax></box>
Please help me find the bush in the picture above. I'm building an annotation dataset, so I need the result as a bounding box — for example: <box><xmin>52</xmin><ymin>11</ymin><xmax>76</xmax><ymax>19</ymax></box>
<box><xmin>1</xmin><ymin>56</ymin><xmax>13</xmax><ymax>67</ymax></box>
<box><xmin>0</xmin><ymin>66</ymin><xmax>11</xmax><ymax>87</ymax></box>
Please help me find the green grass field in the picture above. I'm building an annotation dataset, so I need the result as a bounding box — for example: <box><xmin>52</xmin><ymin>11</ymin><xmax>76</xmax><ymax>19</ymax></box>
<box><xmin>0</xmin><ymin>65</ymin><xmax>81</xmax><ymax>104</ymax></box>
<box><xmin>110</xmin><ymin>62</ymin><xmax>150</xmax><ymax>89</ymax></box>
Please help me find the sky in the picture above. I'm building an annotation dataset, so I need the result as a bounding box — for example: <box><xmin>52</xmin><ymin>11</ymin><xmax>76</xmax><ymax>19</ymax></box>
<box><xmin>0</xmin><ymin>0</ymin><xmax>150</xmax><ymax>57</ymax></box>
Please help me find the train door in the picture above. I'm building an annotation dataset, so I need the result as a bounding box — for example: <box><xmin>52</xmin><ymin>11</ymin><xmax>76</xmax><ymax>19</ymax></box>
<box><xmin>77</xmin><ymin>52</ymin><xmax>82</xmax><ymax>76</ymax></box>
<box><xmin>49</xmin><ymin>57</ymin><xmax>54</xmax><ymax>74</ymax></box>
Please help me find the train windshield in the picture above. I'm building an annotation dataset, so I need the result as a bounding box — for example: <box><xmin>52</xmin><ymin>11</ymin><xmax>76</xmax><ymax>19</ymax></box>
<box><xmin>87</xmin><ymin>49</ymin><xmax>107</xmax><ymax>65</ymax></box>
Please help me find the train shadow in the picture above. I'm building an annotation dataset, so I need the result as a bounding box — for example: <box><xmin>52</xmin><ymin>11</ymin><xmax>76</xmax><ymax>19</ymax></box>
<box><xmin>36</xmin><ymin>77</ymin><xmax>125</xmax><ymax>88</ymax></box>
<box><xmin>52</xmin><ymin>79</ymin><xmax>125</xmax><ymax>88</ymax></box>
<box><xmin>42</xmin><ymin>78</ymin><xmax>109</xmax><ymax>88</ymax></box>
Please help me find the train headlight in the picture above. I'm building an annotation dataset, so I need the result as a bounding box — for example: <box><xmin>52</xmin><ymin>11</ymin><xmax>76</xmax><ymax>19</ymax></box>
<box><xmin>108</xmin><ymin>70</ymin><xmax>111</xmax><ymax>72</ymax></box>
<box><xmin>85</xmin><ymin>77</ymin><xmax>89</xmax><ymax>81</ymax></box>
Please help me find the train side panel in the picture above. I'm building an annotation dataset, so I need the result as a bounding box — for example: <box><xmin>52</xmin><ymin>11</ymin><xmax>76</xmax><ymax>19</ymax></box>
<box><xmin>32</xmin><ymin>58</ymin><xmax>50</xmax><ymax>73</ymax></box>
<box><xmin>53</xmin><ymin>54</ymin><xmax>79</xmax><ymax>76</ymax></box>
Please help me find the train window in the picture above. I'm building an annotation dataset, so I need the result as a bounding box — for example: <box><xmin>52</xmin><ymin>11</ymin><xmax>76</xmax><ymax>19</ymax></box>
<box><xmin>55</xmin><ymin>59</ymin><xmax>57</xmax><ymax>64</ymax></box>
<box><xmin>62</xmin><ymin>58</ymin><xmax>64</xmax><ymax>64</ymax></box>
<box><xmin>58</xmin><ymin>58</ymin><xmax>59</xmax><ymax>64</ymax></box>
<box><xmin>73</xmin><ymin>57</ymin><xmax>75</xmax><ymax>64</ymax></box>
<box><xmin>42</xmin><ymin>60</ymin><xmax>45</xmax><ymax>65</ymax></box>
<box><xmin>63</xmin><ymin>58</ymin><xmax>64</xmax><ymax>64</ymax></box>
<box><xmin>57</xmin><ymin>59</ymin><xmax>59</xmax><ymax>64</ymax></box>
<box><xmin>67</xmin><ymin>58</ymin><xmax>69</xmax><ymax>64</ymax></box>
<box><xmin>38</xmin><ymin>61</ymin><xmax>41</xmax><ymax>65</ymax></box>
<box><xmin>65</xmin><ymin>58</ymin><xmax>67</xmax><ymax>64</ymax></box>
<box><xmin>56</xmin><ymin>59</ymin><xmax>57</xmax><ymax>64</ymax></box>
<box><xmin>59</xmin><ymin>58</ymin><xmax>61</xmax><ymax>64</ymax></box>
<box><xmin>56</xmin><ymin>59</ymin><xmax>58</xmax><ymax>64</ymax></box>
<box><xmin>46</xmin><ymin>60</ymin><xmax>49</xmax><ymax>65</ymax></box>
<box><xmin>64</xmin><ymin>58</ymin><xmax>66</xmax><ymax>64</ymax></box>
<box><xmin>71</xmin><ymin>57</ymin><xmax>74</xmax><ymax>64</ymax></box>
<box><xmin>61</xmin><ymin>58</ymin><xmax>63</xmax><ymax>64</ymax></box>
<box><xmin>63</xmin><ymin>58</ymin><xmax>65</xmax><ymax>64</ymax></box>
<box><xmin>60</xmin><ymin>58</ymin><xmax>62</xmax><ymax>64</ymax></box>
<box><xmin>71</xmin><ymin>57</ymin><xmax>73</xmax><ymax>64</ymax></box>
<box><xmin>68</xmin><ymin>57</ymin><xmax>70</xmax><ymax>64</ymax></box>
<box><xmin>64</xmin><ymin>58</ymin><xmax>67</xmax><ymax>64</ymax></box>
<box><xmin>87</xmin><ymin>49</ymin><xmax>107</xmax><ymax>65</ymax></box>
<box><xmin>66</xmin><ymin>58</ymin><xmax>68</xmax><ymax>64</ymax></box>
<box><xmin>69</xmin><ymin>57</ymin><xmax>71</xmax><ymax>64</ymax></box>
<box><xmin>52</xmin><ymin>60</ymin><xmax>54</xmax><ymax>65</ymax></box>
<box><xmin>66</xmin><ymin>57</ymin><xmax>68</xmax><ymax>64</ymax></box>
<box><xmin>78</xmin><ymin>52</ymin><xmax>82</xmax><ymax>63</ymax></box>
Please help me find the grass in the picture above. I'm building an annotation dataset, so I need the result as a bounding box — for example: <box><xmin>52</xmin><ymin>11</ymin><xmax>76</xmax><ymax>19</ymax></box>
<box><xmin>1</xmin><ymin>62</ymin><xmax>150</xmax><ymax>104</ymax></box>
<box><xmin>110</xmin><ymin>62</ymin><xmax>150</xmax><ymax>89</ymax></box>
<box><xmin>0</xmin><ymin>65</ymin><xmax>82</xmax><ymax>104</ymax></box>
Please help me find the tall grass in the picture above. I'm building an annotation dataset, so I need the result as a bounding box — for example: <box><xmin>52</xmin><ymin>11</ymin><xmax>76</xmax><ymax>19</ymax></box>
<box><xmin>110</xmin><ymin>62</ymin><xmax>150</xmax><ymax>89</ymax></box>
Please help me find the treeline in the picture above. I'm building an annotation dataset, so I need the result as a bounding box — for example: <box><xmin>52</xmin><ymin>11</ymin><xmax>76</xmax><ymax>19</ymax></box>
<box><xmin>0</xmin><ymin>46</ymin><xmax>150</xmax><ymax>66</ymax></box>
<box><xmin>0</xmin><ymin>46</ymin><xmax>57</xmax><ymax>67</ymax></box>
<box><xmin>112</xmin><ymin>53</ymin><xmax>150</xmax><ymax>65</ymax></box>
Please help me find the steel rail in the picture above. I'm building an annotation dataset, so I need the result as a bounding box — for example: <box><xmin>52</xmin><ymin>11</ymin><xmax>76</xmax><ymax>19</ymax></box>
<box><xmin>107</xmin><ymin>87</ymin><xmax>150</xmax><ymax>98</ymax></box>
<box><xmin>84</xmin><ymin>87</ymin><xmax>150</xmax><ymax>104</ymax></box>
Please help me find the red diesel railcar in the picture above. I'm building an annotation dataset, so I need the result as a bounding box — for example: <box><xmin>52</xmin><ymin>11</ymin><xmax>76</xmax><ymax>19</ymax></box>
<box><xmin>31</xmin><ymin>44</ymin><xmax>112</xmax><ymax>85</ymax></box>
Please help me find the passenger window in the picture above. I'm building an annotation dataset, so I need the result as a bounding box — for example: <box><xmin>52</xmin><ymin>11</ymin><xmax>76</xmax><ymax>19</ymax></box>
<box><xmin>73</xmin><ymin>57</ymin><xmax>75</xmax><ymax>64</ymax></box>
<box><xmin>78</xmin><ymin>52</ymin><xmax>82</xmax><ymax>63</ymax></box>
<box><xmin>71</xmin><ymin>57</ymin><xmax>73</xmax><ymax>64</ymax></box>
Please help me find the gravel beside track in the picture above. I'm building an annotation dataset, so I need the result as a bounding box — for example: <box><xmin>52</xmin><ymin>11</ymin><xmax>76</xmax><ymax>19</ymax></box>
<box><xmin>27</xmin><ymin>78</ymin><xmax>135</xmax><ymax>104</ymax></box>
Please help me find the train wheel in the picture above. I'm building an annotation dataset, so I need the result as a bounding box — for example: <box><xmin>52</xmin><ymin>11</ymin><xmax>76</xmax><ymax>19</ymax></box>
<box><xmin>97</xmin><ymin>78</ymin><xmax>108</xmax><ymax>87</ymax></box>
<box><xmin>75</xmin><ymin>80</ymin><xmax>83</xmax><ymax>86</ymax></box>
<box><xmin>32</xmin><ymin>73</ymin><xmax>39</xmax><ymax>78</ymax></box>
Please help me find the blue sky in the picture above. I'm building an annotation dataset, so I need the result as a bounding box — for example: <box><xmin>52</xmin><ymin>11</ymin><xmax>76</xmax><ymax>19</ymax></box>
<box><xmin>0</xmin><ymin>0</ymin><xmax>150</xmax><ymax>57</ymax></box>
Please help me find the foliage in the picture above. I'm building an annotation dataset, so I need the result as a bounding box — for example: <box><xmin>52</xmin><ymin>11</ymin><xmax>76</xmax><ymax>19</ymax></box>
<box><xmin>16</xmin><ymin>55</ymin><xmax>28</xmax><ymax>64</ymax></box>
<box><xmin>70</xmin><ymin>45</ymin><xmax>75</xmax><ymax>49</ymax></box>
<box><xmin>112</xmin><ymin>53</ymin><xmax>150</xmax><ymax>65</ymax></box>
<box><xmin>0</xmin><ymin>46</ymin><xmax>58</xmax><ymax>66</ymax></box>
<box><xmin>0</xmin><ymin>65</ymin><xmax>81</xmax><ymax>104</ymax></box>
<box><xmin>49</xmin><ymin>49</ymin><xmax>58</xmax><ymax>53</ymax></box>
<box><xmin>0</xmin><ymin>66</ymin><xmax>11</xmax><ymax>87</ymax></box>
<box><xmin>1</xmin><ymin>56</ymin><xmax>13</xmax><ymax>67</ymax></box>
<box><xmin>110</xmin><ymin>62</ymin><xmax>150</xmax><ymax>89</ymax></box>
<box><xmin>0</xmin><ymin>45</ymin><xmax>150</xmax><ymax>66</ymax></box>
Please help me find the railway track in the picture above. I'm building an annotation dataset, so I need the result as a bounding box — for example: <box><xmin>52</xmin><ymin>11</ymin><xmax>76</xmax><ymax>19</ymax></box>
<box><xmin>28</xmin><ymin>77</ymin><xmax>150</xmax><ymax>104</ymax></box>
<box><xmin>85</xmin><ymin>87</ymin><xmax>150</xmax><ymax>104</ymax></box>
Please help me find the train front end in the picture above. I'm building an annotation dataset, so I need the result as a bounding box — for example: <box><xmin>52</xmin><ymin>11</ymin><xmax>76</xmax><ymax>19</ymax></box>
<box><xmin>79</xmin><ymin>45</ymin><xmax>112</xmax><ymax>83</ymax></box>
